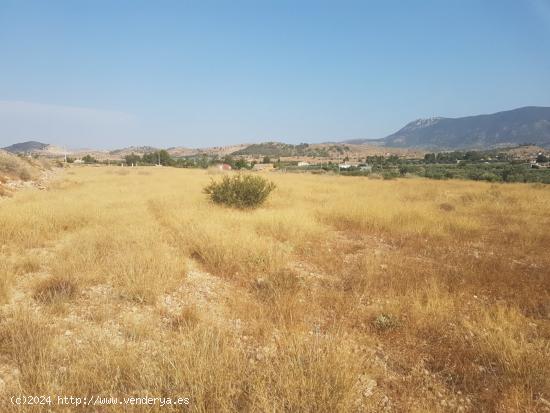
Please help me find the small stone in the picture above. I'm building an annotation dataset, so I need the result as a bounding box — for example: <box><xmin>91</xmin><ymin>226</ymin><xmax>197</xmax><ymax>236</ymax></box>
<box><xmin>363</xmin><ymin>379</ymin><xmax>377</xmax><ymax>398</ymax></box>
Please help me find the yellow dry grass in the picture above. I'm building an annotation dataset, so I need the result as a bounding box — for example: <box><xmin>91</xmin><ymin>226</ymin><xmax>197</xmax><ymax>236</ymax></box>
<box><xmin>0</xmin><ymin>151</ymin><xmax>46</xmax><ymax>183</ymax></box>
<box><xmin>0</xmin><ymin>166</ymin><xmax>549</xmax><ymax>412</ymax></box>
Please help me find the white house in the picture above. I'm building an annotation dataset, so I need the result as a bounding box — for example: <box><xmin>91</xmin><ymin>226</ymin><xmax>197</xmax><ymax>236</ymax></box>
<box><xmin>252</xmin><ymin>163</ymin><xmax>274</xmax><ymax>171</ymax></box>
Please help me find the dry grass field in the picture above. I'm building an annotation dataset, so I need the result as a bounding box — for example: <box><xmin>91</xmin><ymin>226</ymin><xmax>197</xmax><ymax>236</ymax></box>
<box><xmin>0</xmin><ymin>166</ymin><xmax>549</xmax><ymax>412</ymax></box>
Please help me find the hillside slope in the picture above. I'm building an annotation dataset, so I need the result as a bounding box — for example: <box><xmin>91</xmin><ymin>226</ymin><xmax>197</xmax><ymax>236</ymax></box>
<box><xmin>0</xmin><ymin>149</ymin><xmax>53</xmax><ymax>196</ymax></box>
<box><xmin>2</xmin><ymin>141</ymin><xmax>70</xmax><ymax>157</ymax></box>
<box><xmin>232</xmin><ymin>142</ymin><xmax>326</xmax><ymax>157</ymax></box>
<box><xmin>383</xmin><ymin>106</ymin><xmax>550</xmax><ymax>149</ymax></box>
<box><xmin>3</xmin><ymin>141</ymin><xmax>49</xmax><ymax>153</ymax></box>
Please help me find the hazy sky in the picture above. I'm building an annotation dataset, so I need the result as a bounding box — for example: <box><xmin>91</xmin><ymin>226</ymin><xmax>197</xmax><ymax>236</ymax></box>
<box><xmin>1</xmin><ymin>0</ymin><xmax>550</xmax><ymax>149</ymax></box>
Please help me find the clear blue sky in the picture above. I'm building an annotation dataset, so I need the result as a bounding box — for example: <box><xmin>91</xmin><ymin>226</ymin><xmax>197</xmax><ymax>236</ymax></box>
<box><xmin>1</xmin><ymin>0</ymin><xmax>549</xmax><ymax>149</ymax></box>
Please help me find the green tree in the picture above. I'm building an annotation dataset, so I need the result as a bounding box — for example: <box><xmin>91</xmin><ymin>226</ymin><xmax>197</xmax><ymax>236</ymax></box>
<box><xmin>125</xmin><ymin>153</ymin><xmax>141</xmax><ymax>166</ymax></box>
<box><xmin>82</xmin><ymin>154</ymin><xmax>97</xmax><ymax>164</ymax></box>
<box><xmin>234</xmin><ymin>158</ymin><xmax>249</xmax><ymax>170</ymax></box>
<box><xmin>158</xmin><ymin>150</ymin><xmax>174</xmax><ymax>166</ymax></box>
<box><xmin>141</xmin><ymin>150</ymin><xmax>174</xmax><ymax>166</ymax></box>
<box><xmin>424</xmin><ymin>153</ymin><xmax>436</xmax><ymax>163</ymax></box>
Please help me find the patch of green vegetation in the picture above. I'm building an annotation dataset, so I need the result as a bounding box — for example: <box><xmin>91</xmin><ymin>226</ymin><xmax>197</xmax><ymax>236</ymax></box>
<box><xmin>203</xmin><ymin>174</ymin><xmax>276</xmax><ymax>209</ymax></box>
<box><xmin>232</xmin><ymin>142</ymin><xmax>342</xmax><ymax>158</ymax></box>
<box><xmin>82</xmin><ymin>154</ymin><xmax>98</xmax><ymax>164</ymax></box>
<box><xmin>283</xmin><ymin>149</ymin><xmax>550</xmax><ymax>184</ymax></box>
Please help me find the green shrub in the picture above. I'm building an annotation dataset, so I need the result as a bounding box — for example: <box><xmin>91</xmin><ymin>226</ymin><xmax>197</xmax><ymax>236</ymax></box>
<box><xmin>373</xmin><ymin>313</ymin><xmax>399</xmax><ymax>332</ymax></box>
<box><xmin>203</xmin><ymin>174</ymin><xmax>276</xmax><ymax>209</ymax></box>
<box><xmin>82</xmin><ymin>154</ymin><xmax>97</xmax><ymax>164</ymax></box>
<box><xmin>381</xmin><ymin>171</ymin><xmax>398</xmax><ymax>180</ymax></box>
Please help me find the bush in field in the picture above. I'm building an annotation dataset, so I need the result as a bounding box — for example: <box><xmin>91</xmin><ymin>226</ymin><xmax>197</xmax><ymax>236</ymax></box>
<box><xmin>203</xmin><ymin>174</ymin><xmax>276</xmax><ymax>209</ymax></box>
<box><xmin>18</xmin><ymin>168</ymin><xmax>32</xmax><ymax>181</ymax></box>
<box><xmin>82</xmin><ymin>154</ymin><xmax>97</xmax><ymax>164</ymax></box>
<box><xmin>382</xmin><ymin>171</ymin><xmax>399</xmax><ymax>180</ymax></box>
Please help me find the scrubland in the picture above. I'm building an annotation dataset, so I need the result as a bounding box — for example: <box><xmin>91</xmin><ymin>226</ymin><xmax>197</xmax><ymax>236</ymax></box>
<box><xmin>0</xmin><ymin>152</ymin><xmax>51</xmax><ymax>197</ymax></box>
<box><xmin>0</xmin><ymin>166</ymin><xmax>549</xmax><ymax>412</ymax></box>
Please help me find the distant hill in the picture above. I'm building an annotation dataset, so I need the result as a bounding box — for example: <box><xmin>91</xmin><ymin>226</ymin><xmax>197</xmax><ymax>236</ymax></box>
<box><xmin>232</xmin><ymin>142</ymin><xmax>317</xmax><ymax>157</ymax></box>
<box><xmin>109</xmin><ymin>146</ymin><xmax>160</xmax><ymax>156</ymax></box>
<box><xmin>339</xmin><ymin>138</ymin><xmax>383</xmax><ymax>145</ymax></box>
<box><xmin>167</xmin><ymin>144</ymin><xmax>249</xmax><ymax>158</ymax></box>
<box><xmin>231</xmin><ymin>142</ymin><xmax>355</xmax><ymax>158</ymax></box>
<box><xmin>3</xmin><ymin>141</ymin><xmax>49</xmax><ymax>153</ymax></box>
<box><xmin>382</xmin><ymin>106</ymin><xmax>550</xmax><ymax>149</ymax></box>
<box><xmin>230</xmin><ymin>141</ymin><xmax>426</xmax><ymax>159</ymax></box>
<box><xmin>3</xmin><ymin>141</ymin><xmax>70</xmax><ymax>157</ymax></box>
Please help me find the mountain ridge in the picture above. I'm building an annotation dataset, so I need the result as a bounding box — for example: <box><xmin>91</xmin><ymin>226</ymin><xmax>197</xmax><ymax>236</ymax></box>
<box><xmin>4</xmin><ymin>106</ymin><xmax>550</xmax><ymax>154</ymax></box>
<box><xmin>381</xmin><ymin>106</ymin><xmax>550</xmax><ymax>149</ymax></box>
<box><xmin>3</xmin><ymin>140</ymin><xmax>49</xmax><ymax>153</ymax></box>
